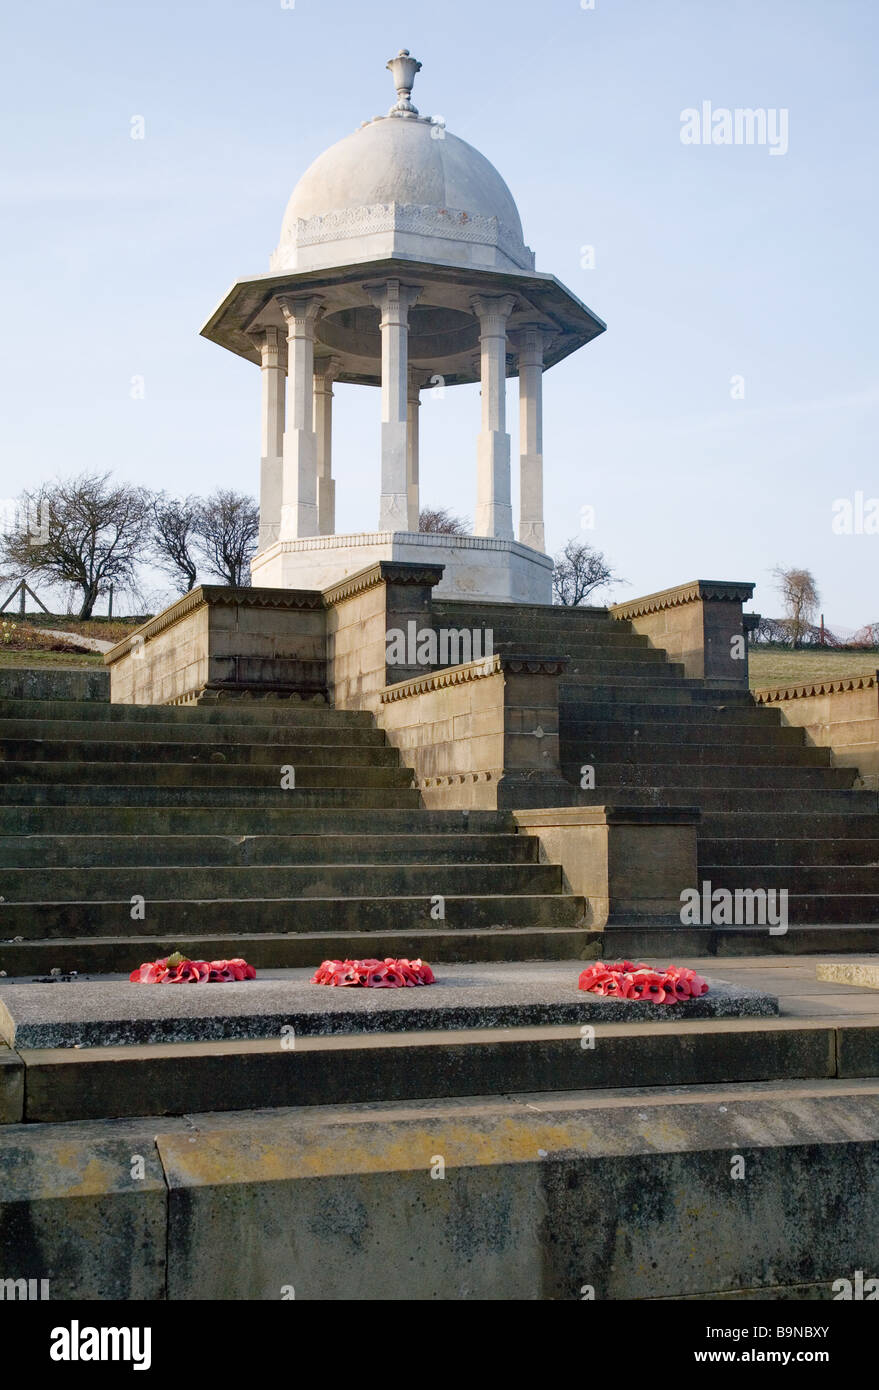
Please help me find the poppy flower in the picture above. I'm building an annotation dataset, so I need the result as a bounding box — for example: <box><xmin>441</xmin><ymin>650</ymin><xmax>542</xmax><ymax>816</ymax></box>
<box><xmin>311</xmin><ymin>956</ymin><xmax>436</xmax><ymax>987</ymax></box>
<box><xmin>578</xmin><ymin>959</ymin><xmax>709</xmax><ymax>1004</ymax></box>
<box><xmin>130</xmin><ymin>954</ymin><xmax>256</xmax><ymax>983</ymax></box>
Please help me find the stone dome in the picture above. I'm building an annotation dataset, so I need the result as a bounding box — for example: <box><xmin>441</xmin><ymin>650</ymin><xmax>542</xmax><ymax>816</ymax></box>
<box><xmin>271</xmin><ymin>52</ymin><xmax>534</xmax><ymax>276</ymax></box>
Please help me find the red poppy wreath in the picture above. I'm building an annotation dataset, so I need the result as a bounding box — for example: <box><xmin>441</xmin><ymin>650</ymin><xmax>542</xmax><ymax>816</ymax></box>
<box><xmin>579</xmin><ymin>960</ymin><xmax>708</xmax><ymax>1004</ymax></box>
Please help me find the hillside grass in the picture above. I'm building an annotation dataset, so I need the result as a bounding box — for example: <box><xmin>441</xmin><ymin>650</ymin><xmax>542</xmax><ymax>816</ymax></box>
<box><xmin>23</xmin><ymin>615</ymin><xmax>146</xmax><ymax>642</ymax></box>
<box><xmin>0</xmin><ymin>649</ymin><xmax>104</xmax><ymax>669</ymax></box>
<box><xmin>750</xmin><ymin>647</ymin><xmax>879</xmax><ymax>689</ymax></box>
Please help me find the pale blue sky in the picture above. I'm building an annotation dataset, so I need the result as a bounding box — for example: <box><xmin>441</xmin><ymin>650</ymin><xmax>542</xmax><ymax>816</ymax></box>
<box><xmin>1</xmin><ymin>0</ymin><xmax>877</xmax><ymax>626</ymax></box>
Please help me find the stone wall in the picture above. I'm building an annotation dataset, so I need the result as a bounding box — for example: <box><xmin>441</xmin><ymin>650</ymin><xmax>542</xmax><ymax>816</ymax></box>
<box><xmin>612</xmin><ymin>580</ymin><xmax>756</xmax><ymax>688</ymax></box>
<box><xmin>0</xmin><ymin>667</ymin><xmax>109</xmax><ymax>702</ymax></box>
<box><xmin>325</xmin><ymin>561</ymin><xmax>441</xmax><ymax>711</ymax></box>
<box><xmin>105</xmin><ymin>587</ymin><xmax>325</xmax><ymax>704</ymax></box>
<box><xmin>379</xmin><ymin>653</ymin><xmax>571</xmax><ymax>808</ymax></box>
<box><xmin>754</xmin><ymin>671</ymin><xmax>879</xmax><ymax>789</ymax></box>
<box><xmin>4</xmin><ymin>1092</ymin><xmax>879</xmax><ymax>1299</ymax></box>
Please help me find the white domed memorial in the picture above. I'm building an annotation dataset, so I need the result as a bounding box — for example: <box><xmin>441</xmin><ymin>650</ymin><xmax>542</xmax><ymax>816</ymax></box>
<box><xmin>201</xmin><ymin>49</ymin><xmax>606</xmax><ymax>602</ymax></box>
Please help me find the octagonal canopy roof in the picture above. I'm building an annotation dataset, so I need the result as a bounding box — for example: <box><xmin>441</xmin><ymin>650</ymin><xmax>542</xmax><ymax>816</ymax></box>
<box><xmin>201</xmin><ymin>49</ymin><xmax>606</xmax><ymax>385</ymax></box>
<box><xmin>271</xmin><ymin>50</ymin><xmax>535</xmax><ymax>276</ymax></box>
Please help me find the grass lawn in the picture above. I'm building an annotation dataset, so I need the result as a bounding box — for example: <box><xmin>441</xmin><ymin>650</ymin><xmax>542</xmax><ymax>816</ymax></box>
<box><xmin>750</xmin><ymin>648</ymin><xmax>879</xmax><ymax>689</ymax></box>
<box><xmin>0</xmin><ymin>649</ymin><xmax>104</xmax><ymax>669</ymax></box>
<box><xmin>24</xmin><ymin>616</ymin><xmax>146</xmax><ymax>642</ymax></box>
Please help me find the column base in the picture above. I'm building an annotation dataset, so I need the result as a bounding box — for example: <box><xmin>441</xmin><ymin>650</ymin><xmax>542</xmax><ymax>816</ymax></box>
<box><xmin>379</xmin><ymin>493</ymin><xmax>409</xmax><ymax>531</ymax></box>
<box><xmin>280</xmin><ymin>503</ymin><xmax>318</xmax><ymax>539</ymax></box>
<box><xmin>518</xmin><ymin>521</ymin><xmax>546</xmax><ymax>551</ymax></box>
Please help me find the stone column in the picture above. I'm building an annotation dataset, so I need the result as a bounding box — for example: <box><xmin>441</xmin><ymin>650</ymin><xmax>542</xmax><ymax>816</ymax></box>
<box><xmin>313</xmin><ymin>355</ymin><xmax>340</xmax><ymax>535</ymax></box>
<box><xmin>365</xmin><ymin>280</ymin><xmax>422</xmax><ymax>532</ymax></box>
<box><xmin>252</xmin><ymin>326</ymin><xmax>286</xmax><ymax>551</ymax></box>
<box><xmin>406</xmin><ymin>370</ymin><xmax>422</xmax><ymax>532</ymax></box>
<box><xmin>472</xmin><ymin>294</ymin><xmax>516</xmax><ymax>539</ymax></box>
<box><xmin>514</xmin><ymin>326</ymin><xmax>550</xmax><ymax>553</ymax></box>
<box><xmin>278</xmin><ymin>295</ymin><xmax>323</xmax><ymax>539</ymax></box>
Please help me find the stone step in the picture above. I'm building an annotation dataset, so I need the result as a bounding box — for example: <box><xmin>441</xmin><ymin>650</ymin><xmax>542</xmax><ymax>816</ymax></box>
<box><xmin>561</xmin><ymin>661</ymin><xmax>690</xmax><ymax>679</ymax></box>
<box><xmin>0</xmin><ymin>717</ymin><xmax>388</xmax><ymax>747</ymax></box>
<box><xmin>0</xmin><ymin>785</ymin><xmax>422</xmax><ymax>808</ymax></box>
<box><xmin>0</xmin><ymin>832</ymin><xmax>539</xmax><ymax>869</ymax></box>
<box><xmin>0</xmin><ymin>697</ymin><xmax>373</xmax><ymax>727</ymax></box>
<box><xmin>0</xmin><ymin>890</ymin><xmax>585</xmax><ymax>940</ymax></box>
<box><xmin>563</xmin><ymin>689</ymin><xmax>695</xmax><ymax>709</ymax></box>
<box><xmin>1</xmin><ymin>911</ymin><xmax>589</xmax><ymax>978</ymax></box>
<box><xmin>0</xmin><ymin>806</ymin><xmax>513</xmax><ymax>835</ymax></box>
<box><xmin>493</xmin><ymin>635</ymin><xmax>662</xmax><ymax>656</ymax></box>
<box><xmin>11</xmin><ymin>1011</ymin><xmax>855</xmax><ymax>1125</ymax></box>
<box><xmin>602</xmin><ymin>923</ymin><xmax>879</xmax><ymax>956</ymax></box>
<box><xmin>776</xmin><ymin>895</ymin><xmax>879</xmax><ymax>924</ymax></box>
<box><xmin>0</xmin><ymin>926</ymin><xmax>602</xmax><ymax>979</ymax></box>
<box><xmin>688</xmin><ymin>688</ymin><xmax>757</xmax><ymax>703</ymax></box>
<box><xmin>700</xmin><ymin>812</ymin><xmax>879</xmax><ymax>839</ymax></box>
<box><xmin>560</xmin><ymin>671</ymin><xmax>691</xmax><ymax>687</ymax></box>
<box><xmin>432</xmin><ymin>600</ymin><xmax>613</xmax><ymax>625</ymax></box>
<box><xmin>0</xmin><ymin>860</ymin><xmax>564</xmax><ymax>902</ymax></box>
<box><xmin>701</xmin><ymin>837</ymin><xmax>879</xmax><ymax>866</ymax></box>
<box><xmin>576</xmin><ymin>787</ymin><xmax>873</xmax><ymax>812</ymax></box>
<box><xmin>486</xmin><ymin>620</ymin><xmax>648</xmax><ymax>640</ymax></box>
<box><xmin>564</xmin><ymin>740</ymin><xmax>830</xmax><ymax>768</ymax></box>
<box><xmin>574</xmin><ymin>763</ymin><xmax>855</xmax><ymax>790</ymax></box>
<box><xmin>0</xmin><ymin>761</ymin><xmax>414</xmax><ymax>788</ymax></box>
<box><xmin>565</xmin><ymin>719</ymin><xmax>804</xmax><ymax>747</ymax></box>
<box><xmin>562</xmin><ymin>701</ymin><xmax>780</xmax><ymax>724</ymax></box>
<box><xmin>0</xmin><ymin>738</ymin><xmax>401</xmax><ymax>767</ymax></box>
<box><xmin>697</xmin><ymin>864</ymin><xmax>879</xmax><ymax>895</ymax></box>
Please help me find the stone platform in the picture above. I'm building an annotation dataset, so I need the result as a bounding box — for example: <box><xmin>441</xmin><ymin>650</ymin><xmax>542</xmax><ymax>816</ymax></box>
<box><xmin>2</xmin><ymin>955</ymin><xmax>879</xmax><ymax>1298</ymax></box>
<box><xmin>252</xmin><ymin>530</ymin><xmax>554</xmax><ymax>603</ymax></box>
<box><xmin>0</xmin><ymin>962</ymin><xmax>777</xmax><ymax>1049</ymax></box>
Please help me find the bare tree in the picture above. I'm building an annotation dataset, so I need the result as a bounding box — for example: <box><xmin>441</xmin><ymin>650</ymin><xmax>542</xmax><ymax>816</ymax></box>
<box><xmin>419</xmin><ymin>506</ymin><xmax>470</xmax><ymax>535</ymax></box>
<box><xmin>150</xmin><ymin>494</ymin><xmax>200</xmax><ymax>593</ymax></box>
<box><xmin>751</xmin><ymin>616</ymin><xmax>794</xmax><ymax>644</ymax></box>
<box><xmin>192</xmin><ymin>490</ymin><xmax>259</xmax><ymax>587</ymax></box>
<box><xmin>0</xmin><ymin>472</ymin><xmax>152</xmax><ymax>619</ymax></box>
<box><xmin>773</xmin><ymin>567</ymin><xmax>820</xmax><ymax>647</ymax></box>
<box><xmin>552</xmin><ymin>539</ymin><xmax>621</xmax><ymax>606</ymax></box>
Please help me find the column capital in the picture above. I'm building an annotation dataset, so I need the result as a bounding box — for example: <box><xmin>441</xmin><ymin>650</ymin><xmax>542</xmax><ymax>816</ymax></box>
<box><xmin>509</xmin><ymin>324</ymin><xmax>554</xmax><ymax>362</ymax></box>
<box><xmin>314</xmin><ymin>354</ymin><xmax>342</xmax><ymax>389</ymax></box>
<box><xmin>470</xmin><ymin>293</ymin><xmax>517</xmax><ymax>329</ymax></box>
<box><xmin>363</xmin><ymin>279</ymin><xmax>423</xmax><ymax>320</ymax></box>
<box><xmin>408</xmin><ymin>367</ymin><xmax>431</xmax><ymax>401</ymax></box>
<box><xmin>278</xmin><ymin>295</ymin><xmax>324</xmax><ymax>332</ymax></box>
<box><xmin>249</xmin><ymin>324</ymin><xmax>287</xmax><ymax>367</ymax></box>
<box><xmin>249</xmin><ymin>323</ymin><xmax>282</xmax><ymax>348</ymax></box>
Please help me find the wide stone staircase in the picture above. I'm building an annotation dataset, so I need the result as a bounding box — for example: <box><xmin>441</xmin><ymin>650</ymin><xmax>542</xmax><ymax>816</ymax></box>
<box><xmin>3</xmin><ymin>665</ymin><xmax>879</xmax><ymax>1301</ymax></box>
<box><xmin>435</xmin><ymin>599</ymin><xmax>879</xmax><ymax>933</ymax></box>
<box><xmin>0</xmin><ymin>693</ymin><xmax>592</xmax><ymax>976</ymax></box>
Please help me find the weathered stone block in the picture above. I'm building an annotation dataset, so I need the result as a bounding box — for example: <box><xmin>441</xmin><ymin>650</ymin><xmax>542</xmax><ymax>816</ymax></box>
<box><xmin>0</xmin><ymin>1044</ymin><xmax>23</xmax><ymax>1124</ymax></box>
<box><xmin>0</xmin><ymin>1121</ymin><xmax>168</xmax><ymax>1299</ymax></box>
<box><xmin>612</xmin><ymin>581</ymin><xmax>755</xmax><ymax>688</ymax></box>
<box><xmin>514</xmin><ymin>806</ymin><xmax>699</xmax><ymax>925</ymax></box>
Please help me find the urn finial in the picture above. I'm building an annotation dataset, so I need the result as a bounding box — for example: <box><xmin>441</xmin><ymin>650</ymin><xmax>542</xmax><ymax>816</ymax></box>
<box><xmin>386</xmin><ymin>48</ymin><xmax>422</xmax><ymax>118</ymax></box>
